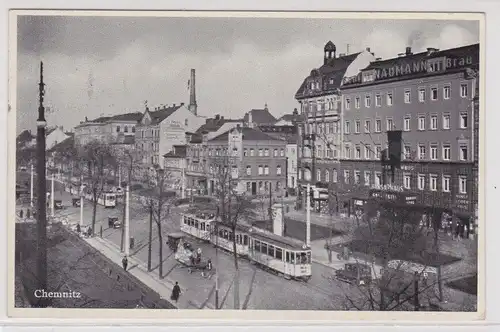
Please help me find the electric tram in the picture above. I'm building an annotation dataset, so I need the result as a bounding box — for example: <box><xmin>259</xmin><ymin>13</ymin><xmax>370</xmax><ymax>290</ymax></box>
<box><xmin>179</xmin><ymin>212</ymin><xmax>312</xmax><ymax>281</ymax></box>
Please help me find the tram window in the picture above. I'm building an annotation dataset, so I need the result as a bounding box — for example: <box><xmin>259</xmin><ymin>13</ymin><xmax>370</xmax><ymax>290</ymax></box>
<box><xmin>219</xmin><ymin>229</ymin><xmax>224</xmax><ymax>238</ymax></box>
<box><xmin>268</xmin><ymin>245</ymin><xmax>275</xmax><ymax>258</ymax></box>
<box><xmin>183</xmin><ymin>216</ymin><xmax>188</xmax><ymax>225</ymax></box>
<box><xmin>300</xmin><ymin>252</ymin><xmax>308</xmax><ymax>264</ymax></box>
<box><xmin>254</xmin><ymin>240</ymin><xmax>261</xmax><ymax>251</ymax></box>
<box><xmin>223</xmin><ymin>230</ymin><xmax>229</xmax><ymax>239</ymax></box>
<box><xmin>276</xmin><ymin>248</ymin><xmax>283</xmax><ymax>260</ymax></box>
<box><xmin>200</xmin><ymin>222</ymin><xmax>205</xmax><ymax>231</ymax></box>
<box><xmin>229</xmin><ymin>232</ymin><xmax>234</xmax><ymax>241</ymax></box>
<box><xmin>261</xmin><ymin>243</ymin><xmax>268</xmax><ymax>255</ymax></box>
<box><xmin>285</xmin><ymin>251</ymin><xmax>290</xmax><ymax>263</ymax></box>
<box><xmin>236</xmin><ymin>234</ymin><xmax>240</xmax><ymax>244</ymax></box>
<box><xmin>290</xmin><ymin>252</ymin><xmax>296</xmax><ymax>264</ymax></box>
<box><xmin>307</xmin><ymin>252</ymin><xmax>311</xmax><ymax>264</ymax></box>
<box><xmin>243</xmin><ymin>235</ymin><xmax>248</xmax><ymax>245</ymax></box>
<box><xmin>195</xmin><ymin>221</ymin><xmax>199</xmax><ymax>229</ymax></box>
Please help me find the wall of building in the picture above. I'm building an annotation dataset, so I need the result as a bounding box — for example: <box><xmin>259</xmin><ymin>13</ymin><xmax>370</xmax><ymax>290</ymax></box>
<box><xmin>341</xmin><ymin>71</ymin><xmax>476</xmax><ymax>163</ymax></box>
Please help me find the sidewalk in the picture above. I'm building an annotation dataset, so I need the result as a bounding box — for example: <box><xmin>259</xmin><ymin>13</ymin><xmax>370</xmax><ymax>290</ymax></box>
<box><xmin>59</xmin><ymin>211</ymin><xmax>214</xmax><ymax>310</ymax></box>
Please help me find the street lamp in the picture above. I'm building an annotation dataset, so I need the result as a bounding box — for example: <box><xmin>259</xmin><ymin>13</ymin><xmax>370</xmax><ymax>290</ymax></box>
<box><xmin>30</xmin><ymin>163</ymin><xmax>34</xmax><ymax>208</ymax></box>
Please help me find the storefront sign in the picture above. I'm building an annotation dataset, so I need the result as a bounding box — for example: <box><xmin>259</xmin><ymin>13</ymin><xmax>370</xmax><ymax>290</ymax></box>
<box><xmin>344</xmin><ymin>56</ymin><xmax>474</xmax><ymax>84</ymax></box>
<box><xmin>371</xmin><ymin>184</ymin><xmax>404</xmax><ymax>192</ymax></box>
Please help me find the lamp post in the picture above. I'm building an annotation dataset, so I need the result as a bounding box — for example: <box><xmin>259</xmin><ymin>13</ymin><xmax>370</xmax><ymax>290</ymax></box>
<box><xmin>35</xmin><ymin>61</ymin><xmax>48</xmax><ymax>307</ymax></box>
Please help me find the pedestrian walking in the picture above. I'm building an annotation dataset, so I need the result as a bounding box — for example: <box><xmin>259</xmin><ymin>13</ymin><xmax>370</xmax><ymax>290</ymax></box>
<box><xmin>171</xmin><ymin>282</ymin><xmax>181</xmax><ymax>303</ymax></box>
<box><xmin>26</xmin><ymin>209</ymin><xmax>30</xmax><ymax>219</ymax></box>
<box><xmin>122</xmin><ymin>256</ymin><xmax>128</xmax><ymax>271</ymax></box>
<box><xmin>19</xmin><ymin>209</ymin><xmax>24</xmax><ymax>219</ymax></box>
<box><xmin>76</xmin><ymin>224</ymin><xmax>81</xmax><ymax>233</ymax></box>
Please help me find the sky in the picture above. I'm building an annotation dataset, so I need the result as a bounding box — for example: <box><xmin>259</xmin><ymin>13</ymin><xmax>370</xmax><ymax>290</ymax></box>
<box><xmin>15</xmin><ymin>15</ymin><xmax>480</xmax><ymax>134</ymax></box>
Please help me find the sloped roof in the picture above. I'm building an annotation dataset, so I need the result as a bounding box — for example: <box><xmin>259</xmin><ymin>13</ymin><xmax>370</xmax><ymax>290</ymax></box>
<box><xmin>364</xmin><ymin>44</ymin><xmax>479</xmax><ymax>72</ymax></box>
<box><xmin>206</xmin><ymin>121</ymin><xmax>244</xmax><ymax>140</ymax></box>
<box><xmin>148</xmin><ymin>105</ymin><xmax>183</xmax><ymax>125</ymax></box>
<box><xmin>110</xmin><ymin>112</ymin><xmax>143</xmax><ymax>122</ymax></box>
<box><xmin>196</xmin><ymin>117</ymin><xmax>242</xmax><ymax>134</ymax></box>
<box><xmin>209</xmin><ymin>126</ymin><xmax>283</xmax><ymax>142</ymax></box>
<box><xmin>295</xmin><ymin>52</ymin><xmax>361</xmax><ymax>99</ymax></box>
<box><xmin>243</xmin><ymin>108</ymin><xmax>277</xmax><ymax>125</ymax></box>
<box><xmin>47</xmin><ymin>136</ymin><xmax>75</xmax><ymax>153</ymax></box>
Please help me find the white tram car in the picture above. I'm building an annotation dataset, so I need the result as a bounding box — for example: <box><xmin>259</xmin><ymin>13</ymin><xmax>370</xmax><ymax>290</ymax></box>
<box><xmin>180</xmin><ymin>212</ymin><xmax>215</xmax><ymax>242</ymax></box>
<box><xmin>212</xmin><ymin>221</ymin><xmax>250</xmax><ymax>257</ymax></box>
<box><xmin>248</xmin><ymin>229</ymin><xmax>312</xmax><ymax>281</ymax></box>
<box><xmin>179</xmin><ymin>212</ymin><xmax>312</xmax><ymax>281</ymax></box>
<box><xmin>85</xmin><ymin>192</ymin><xmax>117</xmax><ymax>208</ymax></box>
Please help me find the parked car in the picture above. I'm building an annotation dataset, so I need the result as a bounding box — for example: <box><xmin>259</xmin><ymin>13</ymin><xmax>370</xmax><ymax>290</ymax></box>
<box><xmin>335</xmin><ymin>263</ymin><xmax>372</xmax><ymax>286</ymax></box>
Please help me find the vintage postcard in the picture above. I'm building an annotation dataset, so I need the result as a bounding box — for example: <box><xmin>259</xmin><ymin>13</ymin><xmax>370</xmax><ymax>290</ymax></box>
<box><xmin>8</xmin><ymin>10</ymin><xmax>485</xmax><ymax>321</ymax></box>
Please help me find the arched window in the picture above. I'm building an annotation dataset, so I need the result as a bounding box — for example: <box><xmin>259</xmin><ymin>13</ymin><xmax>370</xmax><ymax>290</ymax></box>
<box><xmin>132</xmin><ymin>126</ymin><xmax>136</xmax><ymax>133</ymax></box>
<box><xmin>124</xmin><ymin>126</ymin><xmax>128</xmax><ymax>133</ymax></box>
<box><xmin>116</xmin><ymin>126</ymin><xmax>121</xmax><ymax>133</ymax></box>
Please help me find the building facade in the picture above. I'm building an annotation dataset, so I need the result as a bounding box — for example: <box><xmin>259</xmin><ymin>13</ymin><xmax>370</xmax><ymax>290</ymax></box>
<box><xmin>334</xmin><ymin>44</ymin><xmax>480</xmax><ymax>217</ymax></box>
<box><xmin>295</xmin><ymin>41</ymin><xmax>376</xmax><ymax>205</ymax></box>
<box><xmin>74</xmin><ymin>112</ymin><xmax>141</xmax><ymax>147</ymax></box>
<box><xmin>134</xmin><ymin>103</ymin><xmax>205</xmax><ymax>167</ymax></box>
<box><xmin>206</xmin><ymin>126</ymin><xmax>287</xmax><ymax>198</ymax></box>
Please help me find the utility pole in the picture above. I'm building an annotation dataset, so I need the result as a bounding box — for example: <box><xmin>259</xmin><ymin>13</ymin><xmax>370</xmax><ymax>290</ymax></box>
<box><xmin>35</xmin><ymin>61</ymin><xmax>48</xmax><ymax>307</ymax></box>
<box><xmin>30</xmin><ymin>164</ymin><xmax>34</xmax><ymax>207</ymax></box>
<box><xmin>80</xmin><ymin>175</ymin><xmax>84</xmax><ymax>228</ymax></box>
<box><xmin>125</xmin><ymin>184</ymin><xmax>130</xmax><ymax>256</ymax></box>
<box><xmin>50</xmin><ymin>173</ymin><xmax>55</xmax><ymax>217</ymax></box>
<box><xmin>306</xmin><ymin>183</ymin><xmax>311</xmax><ymax>247</ymax></box>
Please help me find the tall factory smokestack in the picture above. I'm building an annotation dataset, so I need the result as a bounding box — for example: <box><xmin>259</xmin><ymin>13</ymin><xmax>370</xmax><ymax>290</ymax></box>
<box><xmin>189</xmin><ymin>68</ymin><xmax>197</xmax><ymax>116</ymax></box>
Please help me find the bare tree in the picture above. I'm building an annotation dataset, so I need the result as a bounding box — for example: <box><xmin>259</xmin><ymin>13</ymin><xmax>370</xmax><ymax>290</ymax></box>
<box><xmin>332</xmin><ymin>198</ymin><xmax>456</xmax><ymax>311</ymax></box>
<box><xmin>135</xmin><ymin>165</ymin><xmax>175</xmax><ymax>278</ymax></box>
<box><xmin>78</xmin><ymin>140</ymin><xmax>117</xmax><ymax>235</ymax></box>
<box><xmin>202</xmin><ymin>155</ymin><xmax>255</xmax><ymax>309</ymax></box>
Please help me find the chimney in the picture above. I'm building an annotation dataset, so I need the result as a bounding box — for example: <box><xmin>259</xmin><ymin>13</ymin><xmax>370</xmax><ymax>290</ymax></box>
<box><xmin>376</xmin><ymin>57</ymin><xmax>382</xmax><ymax>61</ymax></box>
<box><xmin>180</xmin><ymin>102</ymin><xmax>185</xmax><ymax>106</ymax></box>
<box><xmin>188</xmin><ymin>68</ymin><xmax>198</xmax><ymax>116</ymax></box>
<box><xmin>398</xmin><ymin>53</ymin><xmax>405</xmax><ymax>57</ymax></box>
<box><xmin>248</xmin><ymin>111</ymin><xmax>253</xmax><ymax>128</ymax></box>
<box><xmin>173</xmin><ymin>103</ymin><xmax>176</xmax><ymax>108</ymax></box>
<box><xmin>215</xmin><ymin>114</ymin><xmax>220</xmax><ymax>120</ymax></box>
<box><xmin>405</xmin><ymin>47</ymin><xmax>412</xmax><ymax>55</ymax></box>
<box><xmin>427</xmin><ymin>47</ymin><xmax>439</xmax><ymax>55</ymax></box>
<box><xmin>366</xmin><ymin>47</ymin><xmax>371</xmax><ymax>52</ymax></box>
<box><xmin>85</xmin><ymin>116</ymin><xmax>88</xmax><ymax>122</ymax></box>
<box><xmin>338</xmin><ymin>53</ymin><xmax>345</xmax><ymax>57</ymax></box>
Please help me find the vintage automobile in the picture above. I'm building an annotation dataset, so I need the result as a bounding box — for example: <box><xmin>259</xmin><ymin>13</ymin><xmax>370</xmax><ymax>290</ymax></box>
<box><xmin>166</xmin><ymin>232</ymin><xmax>185</xmax><ymax>252</ymax></box>
<box><xmin>335</xmin><ymin>263</ymin><xmax>372</xmax><ymax>286</ymax></box>
<box><xmin>108</xmin><ymin>217</ymin><xmax>121</xmax><ymax>229</ymax></box>
<box><xmin>72</xmin><ymin>198</ymin><xmax>81</xmax><ymax>207</ymax></box>
<box><xmin>54</xmin><ymin>199</ymin><xmax>63</xmax><ymax>210</ymax></box>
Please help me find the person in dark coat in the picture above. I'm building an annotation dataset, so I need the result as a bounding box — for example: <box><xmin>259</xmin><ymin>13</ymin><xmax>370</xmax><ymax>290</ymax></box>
<box><xmin>122</xmin><ymin>256</ymin><xmax>128</xmax><ymax>271</ymax></box>
<box><xmin>171</xmin><ymin>282</ymin><xmax>181</xmax><ymax>303</ymax></box>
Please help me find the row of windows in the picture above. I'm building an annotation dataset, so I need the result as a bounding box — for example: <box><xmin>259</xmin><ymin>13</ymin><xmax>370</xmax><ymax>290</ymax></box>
<box><xmin>340</xmin><ymin>142</ymin><xmax>469</xmax><ymax>162</ymax></box>
<box><xmin>344</xmin><ymin>112</ymin><xmax>469</xmax><ymax>134</ymax></box>
<box><xmin>208</xmin><ymin>147</ymin><xmax>286</xmax><ymax>158</ymax></box>
<box><xmin>345</xmin><ymin>83</ymin><xmax>469</xmax><ymax>110</ymax></box>
<box><xmin>245</xmin><ymin>181</ymin><xmax>282</xmax><ymax>192</ymax></box>
<box><xmin>312</xmin><ymin>168</ymin><xmax>469</xmax><ymax>194</ymax></box>
<box><xmin>253</xmin><ymin>239</ymin><xmax>311</xmax><ymax>264</ymax></box>
<box><xmin>139</xmin><ymin>128</ymin><xmax>160</xmax><ymax>138</ymax></box>
<box><xmin>116</xmin><ymin>125</ymin><xmax>136</xmax><ymax>133</ymax></box>
<box><xmin>247</xmin><ymin>165</ymin><xmax>283</xmax><ymax>176</ymax></box>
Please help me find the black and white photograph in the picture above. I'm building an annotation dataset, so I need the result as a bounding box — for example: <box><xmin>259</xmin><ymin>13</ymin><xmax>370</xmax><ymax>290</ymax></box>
<box><xmin>9</xmin><ymin>10</ymin><xmax>484</xmax><ymax>318</ymax></box>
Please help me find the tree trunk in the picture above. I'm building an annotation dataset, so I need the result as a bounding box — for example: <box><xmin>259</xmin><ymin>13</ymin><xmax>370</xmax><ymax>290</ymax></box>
<box><xmin>148</xmin><ymin>202</ymin><xmax>153</xmax><ymax>271</ymax></box>
<box><xmin>120</xmin><ymin>193</ymin><xmax>126</xmax><ymax>251</ymax></box>
<box><xmin>92</xmin><ymin>199</ymin><xmax>97</xmax><ymax>235</ymax></box>
<box><xmin>158</xmin><ymin>222</ymin><xmax>163</xmax><ymax>278</ymax></box>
